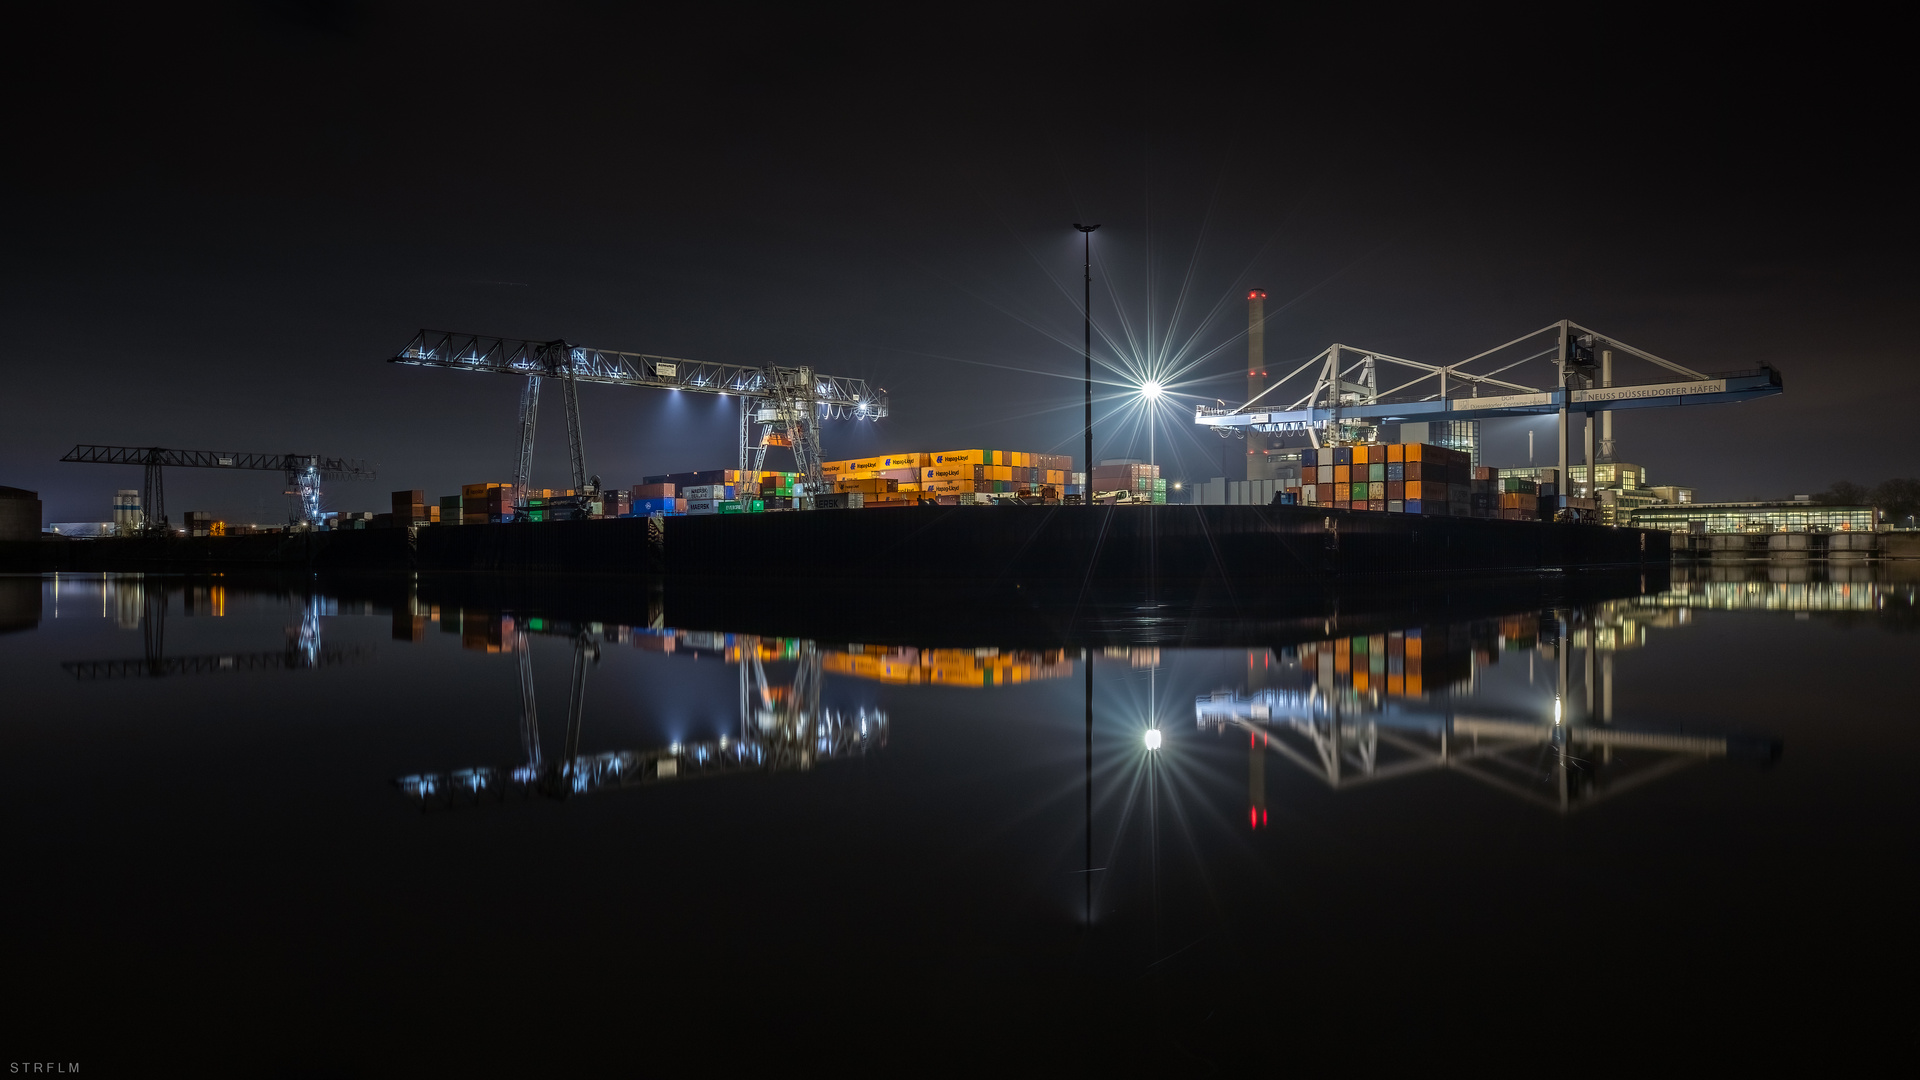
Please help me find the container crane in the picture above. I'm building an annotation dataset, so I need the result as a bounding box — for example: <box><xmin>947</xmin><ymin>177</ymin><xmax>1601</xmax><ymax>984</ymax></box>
<box><xmin>59</xmin><ymin>445</ymin><xmax>376</xmax><ymax>533</ymax></box>
<box><xmin>384</xmin><ymin>331</ymin><xmax>889</xmax><ymax>508</ymax></box>
<box><xmin>1196</xmin><ymin>319</ymin><xmax>1784</xmax><ymax>481</ymax></box>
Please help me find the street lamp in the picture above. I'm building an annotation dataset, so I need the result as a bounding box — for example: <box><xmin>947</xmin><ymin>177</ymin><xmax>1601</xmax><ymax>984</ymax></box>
<box><xmin>1075</xmin><ymin>223</ymin><xmax>1099</xmax><ymax>505</ymax></box>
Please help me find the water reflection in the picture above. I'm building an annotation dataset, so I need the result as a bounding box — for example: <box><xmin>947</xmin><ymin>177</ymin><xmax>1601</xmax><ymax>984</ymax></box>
<box><xmin>5</xmin><ymin>566</ymin><xmax>1914</xmax><ymax>1050</ymax></box>
<box><xmin>1196</xmin><ymin>594</ymin><xmax>1784</xmax><ymax>813</ymax></box>
<box><xmin>26</xmin><ymin>568</ymin><xmax>1915</xmax><ymax>825</ymax></box>
<box><xmin>54</xmin><ymin>574</ymin><xmax>367</xmax><ymax>678</ymax></box>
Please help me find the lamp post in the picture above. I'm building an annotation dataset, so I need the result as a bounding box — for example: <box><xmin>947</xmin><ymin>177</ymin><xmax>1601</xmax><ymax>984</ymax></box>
<box><xmin>1075</xmin><ymin>224</ymin><xmax>1099</xmax><ymax>505</ymax></box>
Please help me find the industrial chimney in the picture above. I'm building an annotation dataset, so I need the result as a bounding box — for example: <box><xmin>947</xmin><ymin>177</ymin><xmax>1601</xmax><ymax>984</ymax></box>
<box><xmin>1247</xmin><ymin>289</ymin><xmax>1267</xmax><ymax>405</ymax></box>
<box><xmin>1246</xmin><ymin>290</ymin><xmax>1270</xmax><ymax>482</ymax></box>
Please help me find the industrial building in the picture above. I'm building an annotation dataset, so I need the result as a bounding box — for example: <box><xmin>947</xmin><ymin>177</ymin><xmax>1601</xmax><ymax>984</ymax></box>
<box><xmin>1629</xmin><ymin>501</ymin><xmax>1878</xmax><ymax>534</ymax></box>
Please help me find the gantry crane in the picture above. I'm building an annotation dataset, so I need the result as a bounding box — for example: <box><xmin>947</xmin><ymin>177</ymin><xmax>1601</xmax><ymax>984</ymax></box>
<box><xmin>384</xmin><ymin>331</ymin><xmax>889</xmax><ymax>508</ymax></box>
<box><xmin>1196</xmin><ymin>319</ymin><xmax>1783</xmax><ymax>482</ymax></box>
<box><xmin>59</xmin><ymin>445</ymin><xmax>376</xmax><ymax>533</ymax></box>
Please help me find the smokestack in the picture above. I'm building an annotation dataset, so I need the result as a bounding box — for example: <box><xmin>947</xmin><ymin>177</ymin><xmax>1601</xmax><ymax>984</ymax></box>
<box><xmin>1247</xmin><ymin>289</ymin><xmax>1267</xmax><ymax>405</ymax></box>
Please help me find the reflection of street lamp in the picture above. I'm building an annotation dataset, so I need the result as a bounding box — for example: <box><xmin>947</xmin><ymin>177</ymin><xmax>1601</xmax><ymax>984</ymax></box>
<box><xmin>1075</xmin><ymin>223</ymin><xmax>1099</xmax><ymax>506</ymax></box>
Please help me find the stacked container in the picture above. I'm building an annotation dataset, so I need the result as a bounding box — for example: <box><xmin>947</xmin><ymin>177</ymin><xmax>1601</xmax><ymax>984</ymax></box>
<box><xmin>1298</xmin><ymin>443</ymin><xmax>1492</xmax><ymax>516</ymax></box>
<box><xmin>391</xmin><ymin>489</ymin><xmax>428</xmax><ymax>525</ymax></box>
<box><xmin>1090</xmin><ymin>462</ymin><xmax>1165</xmax><ymax>503</ymax></box>
<box><xmin>462</xmin><ymin>483</ymin><xmax>510</xmax><ymax>524</ymax></box>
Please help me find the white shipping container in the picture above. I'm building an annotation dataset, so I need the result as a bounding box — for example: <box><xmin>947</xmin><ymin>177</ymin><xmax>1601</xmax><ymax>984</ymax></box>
<box><xmin>683</xmin><ymin>485</ymin><xmax>725</xmax><ymax>500</ymax></box>
<box><xmin>686</xmin><ymin>499</ymin><xmax>720</xmax><ymax>515</ymax></box>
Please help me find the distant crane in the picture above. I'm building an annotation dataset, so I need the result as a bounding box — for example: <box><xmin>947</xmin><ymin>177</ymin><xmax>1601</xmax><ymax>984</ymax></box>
<box><xmin>59</xmin><ymin>445</ymin><xmax>376</xmax><ymax>533</ymax></box>
<box><xmin>383</xmin><ymin>331</ymin><xmax>889</xmax><ymax>506</ymax></box>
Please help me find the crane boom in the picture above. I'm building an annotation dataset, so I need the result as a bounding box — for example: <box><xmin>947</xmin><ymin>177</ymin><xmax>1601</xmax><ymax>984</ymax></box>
<box><xmin>61</xmin><ymin>445</ymin><xmax>371</xmax><ymax>478</ymax></box>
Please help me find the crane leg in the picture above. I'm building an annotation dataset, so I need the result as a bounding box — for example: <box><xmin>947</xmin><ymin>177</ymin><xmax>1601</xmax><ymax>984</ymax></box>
<box><xmin>738</xmin><ymin>394</ymin><xmax>749</xmax><ymax>475</ymax></box>
<box><xmin>561</xmin><ymin>372</ymin><xmax>588</xmax><ymax>495</ymax></box>
<box><xmin>143</xmin><ymin>458</ymin><xmax>167</xmax><ymax>535</ymax></box>
<box><xmin>514</xmin><ymin>375</ymin><xmax>542</xmax><ymax>506</ymax></box>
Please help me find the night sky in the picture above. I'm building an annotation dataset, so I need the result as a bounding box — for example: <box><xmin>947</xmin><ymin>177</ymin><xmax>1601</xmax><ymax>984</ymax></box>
<box><xmin>7</xmin><ymin>4</ymin><xmax>1911</xmax><ymax>522</ymax></box>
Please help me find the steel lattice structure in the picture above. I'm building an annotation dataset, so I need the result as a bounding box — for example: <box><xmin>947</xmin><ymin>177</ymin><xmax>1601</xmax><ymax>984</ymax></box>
<box><xmin>386</xmin><ymin>330</ymin><xmax>889</xmax><ymax>501</ymax></box>
<box><xmin>1195</xmin><ymin>319</ymin><xmax>1784</xmax><ymax>488</ymax></box>
<box><xmin>60</xmin><ymin>445</ymin><xmax>376</xmax><ymax>533</ymax></box>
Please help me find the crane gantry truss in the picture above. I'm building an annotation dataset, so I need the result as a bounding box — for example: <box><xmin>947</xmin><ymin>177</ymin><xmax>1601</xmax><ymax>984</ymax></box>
<box><xmin>1195</xmin><ymin>319</ymin><xmax>1783</xmax><ymax>482</ymax></box>
<box><xmin>387</xmin><ymin>330</ymin><xmax>889</xmax><ymax>504</ymax></box>
<box><xmin>59</xmin><ymin>444</ymin><xmax>375</xmax><ymax>533</ymax></box>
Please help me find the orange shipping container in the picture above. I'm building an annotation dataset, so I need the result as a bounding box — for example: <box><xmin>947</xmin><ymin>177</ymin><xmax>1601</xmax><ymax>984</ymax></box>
<box><xmin>929</xmin><ymin>449</ymin><xmax>1008</xmax><ymax>467</ymax></box>
<box><xmin>1334</xmin><ymin>465</ymin><xmax>1351</xmax><ymax>483</ymax></box>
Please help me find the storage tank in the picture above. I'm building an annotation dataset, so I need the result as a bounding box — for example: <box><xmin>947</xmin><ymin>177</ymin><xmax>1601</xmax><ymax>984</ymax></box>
<box><xmin>114</xmin><ymin>489</ymin><xmax>143</xmax><ymax>535</ymax></box>
<box><xmin>0</xmin><ymin>486</ymin><xmax>40</xmax><ymax>542</ymax></box>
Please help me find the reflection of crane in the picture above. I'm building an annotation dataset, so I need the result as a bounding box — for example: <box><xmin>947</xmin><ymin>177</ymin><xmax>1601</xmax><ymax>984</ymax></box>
<box><xmin>1196</xmin><ymin>687</ymin><xmax>1779</xmax><ymax>813</ymax></box>
<box><xmin>61</xmin><ymin>585</ymin><xmax>364</xmax><ymax>679</ymax></box>
<box><xmin>59</xmin><ymin>444</ymin><xmax>376</xmax><ymax>533</ymax></box>
<box><xmin>385</xmin><ymin>330</ymin><xmax>888</xmax><ymax>504</ymax></box>
<box><xmin>397</xmin><ymin>625</ymin><xmax>887</xmax><ymax>808</ymax></box>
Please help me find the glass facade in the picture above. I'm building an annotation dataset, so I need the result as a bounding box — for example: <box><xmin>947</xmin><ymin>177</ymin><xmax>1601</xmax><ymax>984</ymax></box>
<box><xmin>1628</xmin><ymin>502</ymin><xmax>1878</xmax><ymax>533</ymax></box>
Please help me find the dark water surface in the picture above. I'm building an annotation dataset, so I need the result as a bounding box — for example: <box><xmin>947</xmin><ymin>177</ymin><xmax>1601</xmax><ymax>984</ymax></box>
<box><xmin>4</xmin><ymin>569</ymin><xmax>1915</xmax><ymax>1068</ymax></box>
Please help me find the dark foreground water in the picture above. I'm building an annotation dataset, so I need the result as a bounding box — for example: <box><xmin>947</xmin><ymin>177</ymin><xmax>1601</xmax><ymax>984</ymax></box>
<box><xmin>4</xmin><ymin>568</ymin><xmax>1916</xmax><ymax>1069</ymax></box>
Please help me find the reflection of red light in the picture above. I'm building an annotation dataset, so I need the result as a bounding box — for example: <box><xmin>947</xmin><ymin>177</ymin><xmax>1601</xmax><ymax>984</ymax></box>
<box><xmin>1249</xmin><ymin>807</ymin><xmax>1257</xmax><ymax>829</ymax></box>
<box><xmin>1262</xmin><ymin>809</ymin><xmax>1268</xmax><ymax>826</ymax></box>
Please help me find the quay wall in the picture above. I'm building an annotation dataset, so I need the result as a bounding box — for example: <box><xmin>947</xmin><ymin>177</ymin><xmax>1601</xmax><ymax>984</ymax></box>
<box><xmin>1</xmin><ymin>505</ymin><xmax>1664</xmax><ymax>579</ymax></box>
